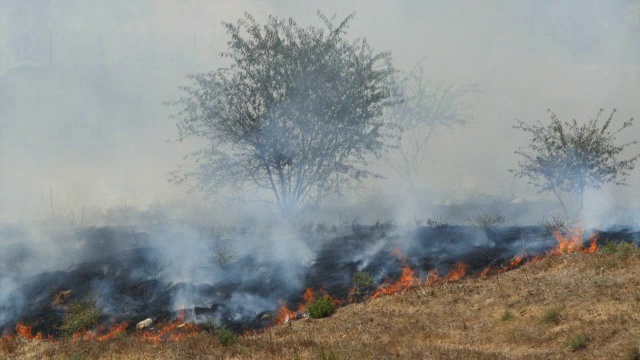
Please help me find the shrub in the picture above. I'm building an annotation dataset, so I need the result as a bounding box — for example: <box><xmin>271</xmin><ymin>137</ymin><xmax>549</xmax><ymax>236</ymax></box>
<box><xmin>59</xmin><ymin>297</ymin><xmax>101</xmax><ymax>337</ymax></box>
<box><xmin>569</xmin><ymin>333</ymin><xmax>589</xmax><ymax>351</ymax></box>
<box><xmin>541</xmin><ymin>307</ymin><xmax>562</xmax><ymax>325</ymax></box>
<box><xmin>353</xmin><ymin>271</ymin><xmax>375</xmax><ymax>294</ymax></box>
<box><xmin>539</xmin><ymin>214</ymin><xmax>569</xmax><ymax>236</ymax></box>
<box><xmin>474</xmin><ymin>211</ymin><xmax>505</xmax><ymax>228</ymax></box>
<box><xmin>501</xmin><ymin>310</ymin><xmax>515</xmax><ymax>321</ymax></box>
<box><xmin>216</xmin><ymin>325</ymin><xmax>238</xmax><ymax>346</ymax></box>
<box><xmin>308</xmin><ymin>296</ymin><xmax>334</xmax><ymax>319</ymax></box>
<box><xmin>601</xmin><ymin>241</ymin><xmax>640</xmax><ymax>257</ymax></box>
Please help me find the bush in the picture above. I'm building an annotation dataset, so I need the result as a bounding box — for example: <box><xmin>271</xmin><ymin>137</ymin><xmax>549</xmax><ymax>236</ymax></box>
<box><xmin>308</xmin><ymin>296</ymin><xmax>334</xmax><ymax>319</ymax></box>
<box><xmin>353</xmin><ymin>271</ymin><xmax>374</xmax><ymax>294</ymax></box>
<box><xmin>59</xmin><ymin>297</ymin><xmax>101</xmax><ymax>337</ymax></box>
<box><xmin>539</xmin><ymin>214</ymin><xmax>569</xmax><ymax>236</ymax></box>
<box><xmin>569</xmin><ymin>333</ymin><xmax>589</xmax><ymax>351</ymax></box>
<box><xmin>540</xmin><ymin>307</ymin><xmax>562</xmax><ymax>325</ymax></box>
<box><xmin>601</xmin><ymin>241</ymin><xmax>640</xmax><ymax>257</ymax></box>
<box><xmin>500</xmin><ymin>310</ymin><xmax>515</xmax><ymax>321</ymax></box>
<box><xmin>474</xmin><ymin>211</ymin><xmax>505</xmax><ymax>228</ymax></box>
<box><xmin>216</xmin><ymin>325</ymin><xmax>238</xmax><ymax>346</ymax></box>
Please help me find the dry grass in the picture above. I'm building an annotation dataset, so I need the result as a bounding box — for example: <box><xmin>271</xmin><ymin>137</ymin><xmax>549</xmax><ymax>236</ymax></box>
<box><xmin>4</xmin><ymin>250</ymin><xmax>640</xmax><ymax>359</ymax></box>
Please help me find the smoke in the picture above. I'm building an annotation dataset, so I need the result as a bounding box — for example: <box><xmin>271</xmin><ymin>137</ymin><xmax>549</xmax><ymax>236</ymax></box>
<box><xmin>0</xmin><ymin>0</ymin><xmax>639</xmax><ymax>334</ymax></box>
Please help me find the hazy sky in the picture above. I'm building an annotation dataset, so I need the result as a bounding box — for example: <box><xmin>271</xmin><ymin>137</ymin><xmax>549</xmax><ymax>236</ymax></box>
<box><xmin>0</xmin><ymin>0</ymin><xmax>639</xmax><ymax>222</ymax></box>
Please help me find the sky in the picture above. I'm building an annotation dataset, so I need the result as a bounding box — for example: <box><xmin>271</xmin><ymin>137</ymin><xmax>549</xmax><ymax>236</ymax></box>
<box><xmin>0</xmin><ymin>0</ymin><xmax>639</xmax><ymax>223</ymax></box>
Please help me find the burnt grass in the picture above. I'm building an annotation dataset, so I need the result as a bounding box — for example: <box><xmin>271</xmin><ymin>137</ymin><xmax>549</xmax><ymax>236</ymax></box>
<box><xmin>2</xmin><ymin>224</ymin><xmax>639</xmax><ymax>338</ymax></box>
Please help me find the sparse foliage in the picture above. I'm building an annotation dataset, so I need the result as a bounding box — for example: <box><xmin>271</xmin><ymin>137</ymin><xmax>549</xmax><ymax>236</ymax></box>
<box><xmin>601</xmin><ymin>241</ymin><xmax>640</xmax><ymax>257</ymax></box>
<box><xmin>170</xmin><ymin>12</ymin><xmax>399</xmax><ymax>215</ymax></box>
<box><xmin>541</xmin><ymin>307</ymin><xmax>563</xmax><ymax>325</ymax></box>
<box><xmin>569</xmin><ymin>333</ymin><xmax>589</xmax><ymax>351</ymax></box>
<box><xmin>511</xmin><ymin>109</ymin><xmax>639</xmax><ymax>219</ymax></box>
<box><xmin>216</xmin><ymin>325</ymin><xmax>238</xmax><ymax>346</ymax></box>
<box><xmin>426</xmin><ymin>215</ymin><xmax>449</xmax><ymax>228</ymax></box>
<box><xmin>474</xmin><ymin>211</ymin><xmax>505</xmax><ymax>228</ymax></box>
<box><xmin>500</xmin><ymin>310</ymin><xmax>514</xmax><ymax>321</ymax></box>
<box><xmin>59</xmin><ymin>297</ymin><xmax>101</xmax><ymax>337</ymax></box>
<box><xmin>386</xmin><ymin>62</ymin><xmax>477</xmax><ymax>190</ymax></box>
<box><xmin>353</xmin><ymin>271</ymin><xmax>374</xmax><ymax>295</ymax></box>
<box><xmin>539</xmin><ymin>214</ymin><xmax>569</xmax><ymax>236</ymax></box>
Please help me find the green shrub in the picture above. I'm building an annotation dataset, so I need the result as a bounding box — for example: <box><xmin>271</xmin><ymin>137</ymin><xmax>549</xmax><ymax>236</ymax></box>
<box><xmin>353</xmin><ymin>271</ymin><xmax>374</xmax><ymax>294</ymax></box>
<box><xmin>500</xmin><ymin>310</ymin><xmax>515</xmax><ymax>321</ymax></box>
<box><xmin>601</xmin><ymin>241</ymin><xmax>640</xmax><ymax>257</ymax></box>
<box><xmin>59</xmin><ymin>297</ymin><xmax>101</xmax><ymax>337</ymax></box>
<box><xmin>569</xmin><ymin>333</ymin><xmax>589</xmax><ymax>351</ymax></box>
<box><xmin>540</xmin><ymin>307</ymin><xmax>562</xmax><ymax>325</ymax></box>
<box><xmin>216</xmin><ymin>325</ymin><xmax>238</xmax><ymax>346</ymax></box>
<box><xmin>308</xmin><ymin>296</ymin><xmax>334</xmax><ymax>319</ymax></box>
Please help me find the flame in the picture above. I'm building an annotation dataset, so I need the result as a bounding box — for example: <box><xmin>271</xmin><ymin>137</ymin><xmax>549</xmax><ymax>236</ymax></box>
<box><xmin>426</xmin><ymin>269</ymin><xmax>443</xmax><ymax>286</ymax></box>
<box><xmin>551</xmin><ymin>227</ymin><xmax>598</xmax><ymax>255</ymax></box>
<box><xmin>135</xmin><ymin>310</ymin><xmax>199</xmax><ymax>343</ymax></box>
<box><xmin>371</xmin><ymin>265</ymin><xmax>419</xmax><ymax>299</ymax></box>
<box><xmin>274</xmin><ymin>302</ymin><xmax>296</xmax><ymax>325</ymax></box>
<box><xmin>444</xmin><ymin>262</ymin><xmax>468</xmax><ymax>282</ymax></box>
<box><xmin>69</xmin><ymin>321</ymin><xmax>130</xmax><ymax>342</ymax></box>
<box><xmin>97</xmin><ymin>322</ymin><xmax>128</xmax><ymax>341</ymax></box>
<box><xmin>274</xmin><ymin>288</ymin><xmax>318</xmax><ymax>325</ymax></box>
<box><xmin>299</xmin><ymin>288</ymin><xmax>316</xmax><ymax>312</ymax></box>
<box><xmin>15</xmin><ymin>323</ymin><xmax>42</xmax><ymax>340</ymax></box>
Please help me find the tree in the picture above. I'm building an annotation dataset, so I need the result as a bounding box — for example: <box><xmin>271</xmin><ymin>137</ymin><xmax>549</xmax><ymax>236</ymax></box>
<box><xmin>510</xmin><ymin>108</ymin><xmax>639</xmax><ymax>219</ymax></box>
<box><xmin>386</xmin><ymin>62</ymin><xmax>476</xmax><ymax>191</ymax></box>
<box><xmin>169</xmin><ymin>12</ymin><xmax>398</xmax><ymax>216</ymax></box>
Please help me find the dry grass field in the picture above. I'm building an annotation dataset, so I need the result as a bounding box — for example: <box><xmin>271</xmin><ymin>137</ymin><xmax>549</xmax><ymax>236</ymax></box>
<box><xmin>3</xmin><ymin>242</ymin><xmax>640</xmax><ymax>360</ymax></box>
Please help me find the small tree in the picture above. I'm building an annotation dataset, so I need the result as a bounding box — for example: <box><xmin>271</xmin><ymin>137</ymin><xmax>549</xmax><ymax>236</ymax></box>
<box><xmin>386</xmin><ymin>62</ymin><xmax>476</xmax><ymax>191</ymax></box>
<box><xmin>511</xmin><ymin>108</ymin><xmax>639</xmax><ymax>219</ymax></box>
<box><xmin>170</xmin><ymin>12</ymin><xmax>398</xmax><ymax>216</ymax></box>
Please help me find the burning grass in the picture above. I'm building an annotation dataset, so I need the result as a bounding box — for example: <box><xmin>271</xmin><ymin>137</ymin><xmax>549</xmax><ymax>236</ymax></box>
<box><xmin>4</xmin><ymin>228</ymin><xmax>640</xmax><ymax>359</ymax></box>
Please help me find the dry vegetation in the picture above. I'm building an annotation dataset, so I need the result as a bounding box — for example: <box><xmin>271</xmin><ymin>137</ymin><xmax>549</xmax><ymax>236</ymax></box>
<box><xmin>3</xmin><ymin>247</ymin><xmax>640</xmax><ymax>359</ymax></box>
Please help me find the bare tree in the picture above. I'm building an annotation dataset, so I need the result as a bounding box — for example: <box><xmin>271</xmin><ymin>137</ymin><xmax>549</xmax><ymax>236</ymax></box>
<box><xmin>510</xmin><ymin>108</ymin><xmax>639</xmax><ymax>219</ymax></box>
<box><xmin>169</xmin><ymin>12</ymin><xmax>399</xmax><ymax>216</ymax></box>
<box><xmin>386</xmin><ymin>62</ymin><xmax>476</xmax><ymax>190</ymax></box>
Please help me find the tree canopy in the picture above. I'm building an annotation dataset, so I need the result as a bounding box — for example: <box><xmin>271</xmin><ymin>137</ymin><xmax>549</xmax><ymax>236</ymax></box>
<box><xmin>169</xmin><ymin>12</ymin><xmax>398</xmax><ymax>215</ymax></box>
<box><xmin>511</xmin><ymin>108</ymin><xmax>639</xmax><ymax>218</ymax></box>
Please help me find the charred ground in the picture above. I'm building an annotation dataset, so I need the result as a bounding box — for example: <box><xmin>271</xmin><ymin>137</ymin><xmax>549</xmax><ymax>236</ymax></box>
<box><xmin>1</xmin><ymin>223</ymin><xmax>638</xmax><ymax>339</ymax></box>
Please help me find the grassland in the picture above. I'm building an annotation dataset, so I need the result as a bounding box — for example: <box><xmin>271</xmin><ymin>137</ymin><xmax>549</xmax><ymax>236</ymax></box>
<box><xmin>3</xmin><ymin>244</ymin><xmax>640</xmax><ymax>359</ymax></box>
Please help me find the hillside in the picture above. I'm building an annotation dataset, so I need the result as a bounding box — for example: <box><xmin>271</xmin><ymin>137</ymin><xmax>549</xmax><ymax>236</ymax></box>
<box><xmin>3</xmin><ymin>242</ymin><xmax>640</xmax><ymax>359</ymax></box>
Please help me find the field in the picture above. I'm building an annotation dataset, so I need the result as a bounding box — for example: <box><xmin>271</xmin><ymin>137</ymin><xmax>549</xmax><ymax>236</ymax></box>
<box><xmin>3</xmin><ymin>240</ymin><xmax>640</xmax><ymax>359</ymax></box>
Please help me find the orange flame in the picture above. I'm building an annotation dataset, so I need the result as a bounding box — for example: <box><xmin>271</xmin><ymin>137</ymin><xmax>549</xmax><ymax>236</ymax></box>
<box><xmin>371</xmin><ymin>265</ymin><xmax>419</xmax><ymax>299</ymax></box>
<box><xmin>135</xmin><ymin>310</ymin><xmax>199</xmax><ymax>343</ymax></box>
<box><xmin>551</xmin><ymin>227</ymin><xmax>598</xmax><ymax>255</ymax></box>
<box><xmin>274</xmin><ymin>288</ymin><xmax>318</xmax><ymax>325</ymax></box>
<box><xmin>15</xmin><ymin>323</ymin><xmax>42</xmax><ymax>340</ymax></box>
<box><xmin>444</xmin><ymin>262</ymin><xmax>468</xmax><ymax>282</ymax></box>
<box><xmin>426</xmin><ymin>269</ymin><xmax>443</xmax><ymax>286</ymax></box>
